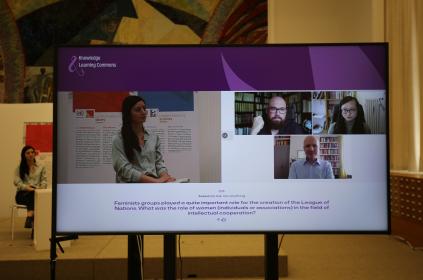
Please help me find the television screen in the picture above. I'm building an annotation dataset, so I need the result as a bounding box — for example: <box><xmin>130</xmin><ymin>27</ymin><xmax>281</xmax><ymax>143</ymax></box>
<box><xmin>55</xmin><ymin>44</ymin><xmax>389</xmax><ymax>233</ymax></box>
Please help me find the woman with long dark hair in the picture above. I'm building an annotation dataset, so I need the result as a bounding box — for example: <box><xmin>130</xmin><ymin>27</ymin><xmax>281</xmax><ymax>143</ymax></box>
<box><xmin>328</xmin><ymin>96</ymin><xmax>371</xmax><ymax>134</ymax></box>
<box><xmin>14</xmin><ymin>145</ymin><xmax>47</xmax><ymax>228</ymax></box>
<box><xmin>112</xmin><ymin>95</ymin><xmax>175</xmax><ymax>183</ymax></box>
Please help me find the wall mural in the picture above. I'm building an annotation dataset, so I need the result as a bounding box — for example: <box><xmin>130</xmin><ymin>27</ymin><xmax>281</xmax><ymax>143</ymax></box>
<box><xmin>0</xmin><ymin>0</ymin><xmax>267</xmax><ymax>103</ymax></box>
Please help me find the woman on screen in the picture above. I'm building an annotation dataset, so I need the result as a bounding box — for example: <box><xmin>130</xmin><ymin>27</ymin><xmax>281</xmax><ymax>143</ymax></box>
<box><xmin>328</xmin><ymin>96</ymin><xmax>371</xmax><ymax>134</ymax></box>
<box><xmin>112</xmin><ymin>95</ymin><xmax>175</xmax><ymax>183</ymax></box>
<box><xmin>14</xmin><ymin>145</ymin><xmax>47</xmax><ymax>229</ymax></box>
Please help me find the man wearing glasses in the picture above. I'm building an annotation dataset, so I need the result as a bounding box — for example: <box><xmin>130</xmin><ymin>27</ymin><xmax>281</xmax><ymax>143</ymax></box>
<box><xmin>251</xmin><ymin>96</ymin><xmax>305</xmax><ymax>135</ymax></box>
<box><xmin>288</xmin><ymin>136</ymin><xmax>334</xmax><ymax>179</ymax></box>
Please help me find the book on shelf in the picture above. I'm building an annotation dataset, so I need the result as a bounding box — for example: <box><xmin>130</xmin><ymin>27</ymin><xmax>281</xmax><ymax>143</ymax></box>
<box><xmin>319</xmin><ymin>135</ymin><xmax>341</xmax><ymax>178</ymax></box>
<box><xmin>235</xmin><ymin>102</ymin><xmax>254</xmax><ymax>113</ymax></box>
<box><xmin>320</xmin><ymin>143</ymin><xmax>339</xmax><ymax>148</ymax></box>
<box><xmin>235</xmin><ymin>113</ymin><xmax>254</xmax><ymax>126</ymax></box>
<box><xmin>235</xmin><ymin>92</ymin><xmax>255</xmax><ymax>102</ymax></box>
<box><xmin>302</xmin><ymin>99</ymin><xmax>312</xmax><ymax>112</ymax></box>
<box><xmin>235</xmin><ymin>127</ymin><xmax>251</xmax><ymax>135</ymax></box>
<box><xmin>275</xmin><ymin>136</ymin><xmax>290</xmax><ymax>146</ymax></box>
<box><xmin>320</xmin><ymin>137</ymin><xmax>338</xmax><ymax>143</ymax></box>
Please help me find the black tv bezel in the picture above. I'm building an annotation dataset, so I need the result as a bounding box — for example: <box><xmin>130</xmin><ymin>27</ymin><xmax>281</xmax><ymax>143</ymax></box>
<box><xmin>53</xmin><ymin>43</ymin><xmax>390</xmax><ymax>236</ymax></box>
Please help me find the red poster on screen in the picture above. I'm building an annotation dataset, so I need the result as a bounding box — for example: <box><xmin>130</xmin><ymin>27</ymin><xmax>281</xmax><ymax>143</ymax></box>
<box><xmin>73</xmin><ymin>92</ymin><xmax>130</xmax><ymax>112</ymax></box>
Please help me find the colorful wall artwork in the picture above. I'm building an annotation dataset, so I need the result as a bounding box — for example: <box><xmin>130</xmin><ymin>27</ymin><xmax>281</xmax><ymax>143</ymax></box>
<box><xmin>0</xmin><ymin>0</ymin><xmax>267</xmax><ymax>103</ymax></box>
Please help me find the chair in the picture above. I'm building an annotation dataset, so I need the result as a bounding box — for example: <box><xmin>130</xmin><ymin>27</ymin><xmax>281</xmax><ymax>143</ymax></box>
<box><xmin>10</xmin><ymin>202</ymin><xmax>28</xmax><ymax>240</ymax></box>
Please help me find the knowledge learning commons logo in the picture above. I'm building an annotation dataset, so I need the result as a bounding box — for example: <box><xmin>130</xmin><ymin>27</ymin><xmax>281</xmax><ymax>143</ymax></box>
<box><xmin>68</xmin><ymin>55</ymin><xmax>118</xmax><ymax>76</ymax></box>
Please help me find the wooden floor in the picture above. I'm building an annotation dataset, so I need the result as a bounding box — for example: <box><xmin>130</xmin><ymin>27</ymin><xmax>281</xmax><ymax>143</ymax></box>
<box><xmin>0</xmin><ymin>217</ymin><xmax>287</xmax><ymax>279</ymax></box>
<box><xmin>1</xmin><ymin>217</ymin><xmax>423</xmax><ymax>279</ymax></box>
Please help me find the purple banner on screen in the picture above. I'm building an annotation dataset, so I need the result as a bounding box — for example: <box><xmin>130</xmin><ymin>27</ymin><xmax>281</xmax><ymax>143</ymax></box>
<box><xmin>57</xmin><ymin>45</ymin><xmax>387</xmax><ymax>91</ymax></box>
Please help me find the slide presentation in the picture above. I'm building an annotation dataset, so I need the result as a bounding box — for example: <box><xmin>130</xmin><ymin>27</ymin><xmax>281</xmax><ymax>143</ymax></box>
<box><xmin>55</xmin><ymin>45</ymin><xmax>389</xmax><ymax>233</ymax></box>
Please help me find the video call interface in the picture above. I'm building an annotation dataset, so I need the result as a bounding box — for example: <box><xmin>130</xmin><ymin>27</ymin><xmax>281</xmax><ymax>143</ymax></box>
<box><xmin>55</xmin><ymin>46</ymin><xmax>389</xmax><ymax>233</ymax></box>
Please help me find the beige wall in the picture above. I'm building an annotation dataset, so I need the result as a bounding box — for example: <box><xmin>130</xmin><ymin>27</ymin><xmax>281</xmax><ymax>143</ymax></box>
<box><xmin>269</xmin><ymin>0</ymin><xmax>385</xmax><ymax>43</ymax></box>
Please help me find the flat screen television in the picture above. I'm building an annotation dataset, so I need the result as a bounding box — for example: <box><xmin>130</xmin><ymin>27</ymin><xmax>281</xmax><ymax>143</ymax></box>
<box><xmin>54</xmin><ymin>44</ymin><xmax>389</xmax><ymax>234</ymax></box>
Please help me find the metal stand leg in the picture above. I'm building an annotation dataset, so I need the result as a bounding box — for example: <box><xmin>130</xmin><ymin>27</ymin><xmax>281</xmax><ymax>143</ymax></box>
<box><xmin>11</xmin><ymin>207</ymin><xmax>15</xmax><ymax>240</ymax></box>
<box><xmin>128</xmin><ymin>234</ymin><xmax>143</xmax><ymax>280</ymax></box>
<box><xmin>164</xmin><ymin>234</ymin><xmax>176</xmax><ymax>280</ymax></box>
<box><xmin>50</xmin><ymin>234</ymin><xmax>56</xmax><ymax>280</ymax></box>
<box><xmin>265</xmin><ymin>233</ymin><xmax>279</xmax><ymax>280</ymax></box>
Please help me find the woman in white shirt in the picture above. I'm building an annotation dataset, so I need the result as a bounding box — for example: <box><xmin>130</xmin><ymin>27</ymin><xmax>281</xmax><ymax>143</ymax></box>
<box><xmin>112</xmin><ymin>95</ymin><xmax>175</xmax><ymax>183</ymax></box>
<box><xmin>14</xmin><ymin>145</ymin><xmax>47</xmax><ymax>228</ymax></box>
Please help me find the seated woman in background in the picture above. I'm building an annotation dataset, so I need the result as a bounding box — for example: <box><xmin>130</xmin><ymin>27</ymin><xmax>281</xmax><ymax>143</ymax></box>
<box><xmin>328</xmin><ymin>96</ymin><xmax>371</xmax><ymax>134</ymax></box>
<box><xmin>14</xmin><ymin>145</ymin><xmax>47</xmax><ymax>228</ymax></box>
<box><xmin>112</xmin><ymin>95</ymin><xmax>176</xmax><ymax>183</ymax></box>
